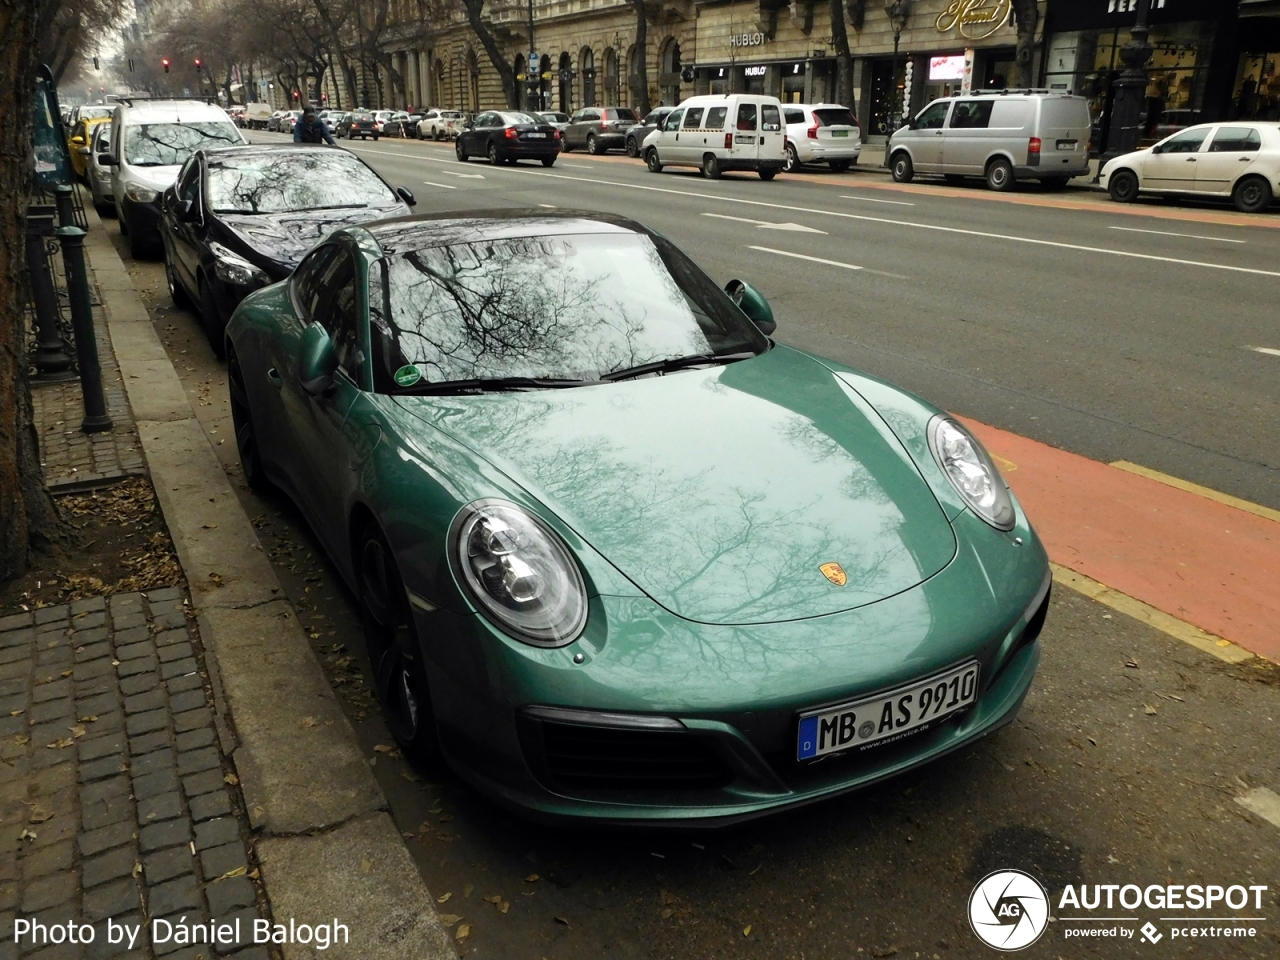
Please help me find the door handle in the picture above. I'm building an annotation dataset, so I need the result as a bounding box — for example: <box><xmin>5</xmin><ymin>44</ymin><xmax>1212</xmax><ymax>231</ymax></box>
<box><xmin>266</xmin><ymin>367</ymin><xmax>282</xmax><ymax>387</ymax></box>
<box><xmin>1186</xmin><ymin>157</ymin><xmax>1197</xmax><ymax>162</ymax></box>
<box><xmin>1239</xmin><ymin>157</ymin><xmax>1251</xmax><ymax>161</ymax></box>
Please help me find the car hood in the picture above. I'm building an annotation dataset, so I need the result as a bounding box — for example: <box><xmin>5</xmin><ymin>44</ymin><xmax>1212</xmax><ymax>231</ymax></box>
<box><xmin>215</xmin><ymin>204</ymin><xmax>407</xmax><ymax>276</ymax></box>
<box><xmin>393</xmin><ymin>345</ymin><xmax>957</xmax><ymax>625</ymax></box>
<box><xmin>123</xmin><ymin>165</ymin><xmax>181</xmax><ymax>191</ymax></box>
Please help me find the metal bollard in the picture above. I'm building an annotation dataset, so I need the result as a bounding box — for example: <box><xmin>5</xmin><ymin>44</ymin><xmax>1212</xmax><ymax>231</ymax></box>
<box><xmin>26</xmin><ymin>209</ymin><xmax>75</xmax><ymax>381</ymax></box>
<box><xmin>53</xmin><ymin>184</ymin><xmax>76</xmax><ymax>228</ymax></box>
<box><xmin>56</xmin><ymin>226</ymin><xmax>113</xmax><ymax>433</ymax></box>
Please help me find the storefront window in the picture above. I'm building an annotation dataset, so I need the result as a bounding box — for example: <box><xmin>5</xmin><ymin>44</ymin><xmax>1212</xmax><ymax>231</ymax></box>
<box><xmin>1231</xmin><ymin>53</ymin><xmax>1280</xmax><ymax>121</ymax></box>
<box><xmin>868</xmin><ymin>59</ymin><xmax>906</xmax><ymax>136</ymax></box>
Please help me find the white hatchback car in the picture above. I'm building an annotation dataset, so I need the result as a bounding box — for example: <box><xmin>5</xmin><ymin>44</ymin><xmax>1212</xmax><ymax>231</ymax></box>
<box><xmin>782</xmin><ymin>103</ymin><xmax>862</xmax><ymax>173</ymax></box>
<box><xmin>1100</xmin><ymin>121</ymin><xmax>1280</xmax><ymax>213</ymax></box>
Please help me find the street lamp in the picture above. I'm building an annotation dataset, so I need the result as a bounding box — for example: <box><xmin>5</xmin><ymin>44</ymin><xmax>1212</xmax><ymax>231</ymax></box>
<box><xmin>884</xmin><ymin>0</ymin><xmax>912</xmax><ymax>136</ymax></box>
<box><xmin>1101</xmin><ymin>0</ymin><xmax>1153</xmax><ymax>163</ymax></box>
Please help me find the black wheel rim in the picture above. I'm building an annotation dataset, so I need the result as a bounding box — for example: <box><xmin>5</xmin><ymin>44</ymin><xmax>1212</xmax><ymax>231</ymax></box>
<box><xmin>360</xmin><ymin>537</ymin><xmax>421</xmax><ymax>741</ymax></box>
<box><xmin>1240</xmin><ymin>182</ymin><xmax>1263</xmax><ymax>207</ymax></box>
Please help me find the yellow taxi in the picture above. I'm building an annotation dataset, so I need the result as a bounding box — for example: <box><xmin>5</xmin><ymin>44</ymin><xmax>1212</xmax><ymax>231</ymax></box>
<box><xmin>68</xmin><ymin>116</ymin><xmax>110</xmax><ymax>181</ymax></box>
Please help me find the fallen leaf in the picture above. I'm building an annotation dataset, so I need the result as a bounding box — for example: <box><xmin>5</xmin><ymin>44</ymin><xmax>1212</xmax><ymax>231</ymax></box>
<box><xmin>438</xmin><ymin>813</ymin><xmax>453</xmax><ymax>822</ymax></box>
<box><xmin>1125</xmin><ymin>658</ymin><xmax>1139</xmax><ymax>669</ymax></box>
<box><xmin>436</xmin><ymin>892</ymin><xmax>453</xmax><ymax>904</ymax></box>
<box><xmin>208</xmin><ymin>573</ymin><xmax>224</xmax><ymax>587</ymax></box>
<box><xmin>360</xmin><ymin>859</ymin><xmax>372</xmax><ymax>874</ymax></box>
<box><xmin>47</xmin><ymin>737</ymin><xmax>74</xmax><ymax>749</ymax></box>
<box><xmin>402</xmin><ymin>831</ymin><xmax>414</xmax><ymax>838</ymax></box>
<box><xmin>132</xmin><ymin>862</ymin><xmax>142</xmax><ymax>878</ymax></box>
<box><xmin>79</xmin><ymin>715</ymin><xmax>98</xmax><ymax>722</ymax></box>
<box><xmin>871</xmin><ymin>948</ymin><xmax>899</xmax><ymax>959</ymax></box>
<box><xmin>19</xmin><ymin>828</ymin><xmax>37</xmax><ymax>842</ymax></box>
<box><xmin>743</xmin><ymin>925</ymin><xmax>752</xmax><ymax>936</ymax></box>
<box><xmin>455</xmin><ymin>924</ymin><xmax>471</xmax><ymax>942</ymax></box>
<box><xmin>401</xmin><ymin>771</ymin><xmax>422</xmax><ymax>783</ymax></box>
<box><xmin>249</xmin><ymin>869</ymin><xmax>260</xmax><ymax>879</ymax></box>
<box><xmin>28</xmin><ymin>807</ymin><xmax>54</xmax><ymax>824</ymax></box>
<box><xmin>202</xmin><ymin>523</ymin><xmax>218</xmax><ymax>529</ymax></box>
<box><xmin>214</xmin><ymin>866</ymin><xmax>247</xmax><ymax>882</ymax></box>
<box><xmin>8</xmin><ymin>710</ymin><xmax>22</xmax><ymax>717</ymax></box>
<box><xmin>299</xmin><ymin>717</ymin><xmax>318</xmax><ymax>728</ymax></box>
<box><xmin>1144</xmin><ymin>704</ymin><xmax>1157</xmax><ymax>715</ymax></box>
<box><xmin>464</xmin><ymin>883</ymin><xmax>474</xmax><ymax>898</ymax></box>
<box><xmin>1169</xmin><ymin>694</ymin><xmax>1185</xmax><ymax>702</ymax></box>
<box><xmin>60</xmin><ymin>670</ymin><xmax>72</xmax><ymax>677</ymax></box>
<box><xmin>554</xmin><ymin>916</ymin><xmax>571</xmax><ymax>928</ymax></box>
<box><xmin>661</xmin><ymin>890</ymin><xmax>679</xmax><ymax>905</ymax></box>
<box><xmin>224</xmin><ymin>773</ymin><xmax>240</xmax><ymax>785</ymax></box>
<box><xmin>483</xmin><ymin>895</ymin><xmax>502</xmax><ymax>904</ymax></box>
<box><xmin>69</xmin><ymin>725</ymin><xmax>85</xmax><ymax>739</ymax></box>
<box><xmin>499</xmin><ymin>899</ymin><xmax>509</xmax><ymax>914</ymax></box>
<box><xmin>524</xmin><ymin>873</ymin><xmax>540</xmax><ymax>883</ymax></box>
<box><xmin>1087</xmin><ymin>737</ymin><xmax>1097</xmax><ymax>746</ymax></box>
<box><xmin>438</xmin><ymin>914</ymin><xmax>462</xmax><ymax>926</ymax></box>
<box><xmin>14</xmin><ymin>734</ymin><xmax>30</xmax><ymax>746</ymax></box>
<box><xmin>661</xmin><ymin>908</ymin><xmax>673</xmax><ymax>919</ymax></box>
<box><xmin>373</xmin><ymin>744</ymin><xmax>395</xmax><ymax>753</ymax></box>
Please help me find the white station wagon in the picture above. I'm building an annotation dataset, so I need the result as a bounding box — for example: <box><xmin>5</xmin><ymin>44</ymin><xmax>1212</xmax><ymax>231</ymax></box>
<box><xmin>1100</xmin><ymin>121</ymin><xmax>1280</xmax><ymax>213</ymax></box>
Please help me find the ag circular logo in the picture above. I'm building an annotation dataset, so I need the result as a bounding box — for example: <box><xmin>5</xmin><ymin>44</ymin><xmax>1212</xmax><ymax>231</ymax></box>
<box><xmin>968</xmin><ymin>869</ymin><xmax>1050</xmax><ymax>951</ymax></box>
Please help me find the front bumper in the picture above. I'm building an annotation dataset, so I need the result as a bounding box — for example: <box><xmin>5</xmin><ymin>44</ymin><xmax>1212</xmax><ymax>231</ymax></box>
<box><xmin>412</xmin><ymin>507</ymin><xmax>1049</xmax><ymax>824</ymax></box>
<box><xmin>121</xmin><ymin>195</ymin><xmax>163</xmax><ymax>243</ymax></box>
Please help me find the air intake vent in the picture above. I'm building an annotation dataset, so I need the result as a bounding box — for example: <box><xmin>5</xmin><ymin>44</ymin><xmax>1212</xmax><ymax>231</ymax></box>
<box><xmin>531</xmin><ymin>719</ymin><xmax>733</xmax><ymax>792</ymax></box>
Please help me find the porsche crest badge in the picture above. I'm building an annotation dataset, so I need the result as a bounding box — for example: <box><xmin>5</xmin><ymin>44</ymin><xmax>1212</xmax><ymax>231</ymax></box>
<box><xmin>819</xmin><ymin>562</ymin><xmax>847</xmax><ymax>586</ymax></box>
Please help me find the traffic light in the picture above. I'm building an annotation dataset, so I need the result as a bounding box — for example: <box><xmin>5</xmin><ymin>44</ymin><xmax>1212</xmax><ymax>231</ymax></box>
<box><xmin>162</xmin><ymin>58</ymin><xmax>170</xmax><ymax>73</ymax></box>
<box><xmin>193</xmin><ymin>58</ymin><xmax>202</xmax><ymax>69</ymax></box>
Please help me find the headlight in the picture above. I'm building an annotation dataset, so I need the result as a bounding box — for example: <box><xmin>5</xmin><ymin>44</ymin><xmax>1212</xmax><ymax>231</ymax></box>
<box><xmin>209</xmin><ymin>243</ymin><xmax>269</xmax><ymax>288</ymax></box>
<box><xmin>926</xmin><ymin>416</ymin><xmax>1015</xmax><ymax>531</ymax></box>
<box><xmin>124</xmin><ymin>182</ymin><xmax>157</xmax><ymax>203</ymax></box>
<box><xmin>451</xmin><ymin>500</ymin><xmax>587</xmax><ymax>646</ymax></box>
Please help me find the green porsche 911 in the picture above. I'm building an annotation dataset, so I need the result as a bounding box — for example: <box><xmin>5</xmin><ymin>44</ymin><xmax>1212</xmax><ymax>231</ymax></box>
<box><xmin>224</xmin><ymin>211</ymin><xmax>1050</xmax><ymax>824</ymax></box>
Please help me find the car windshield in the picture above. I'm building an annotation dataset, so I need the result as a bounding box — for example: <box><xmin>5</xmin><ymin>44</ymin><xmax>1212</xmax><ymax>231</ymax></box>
<box><xmin>207</xmin><ymin>151</ymin><xmax>396</xmax><ymax>213</ymax></box>
<box><xmin>369</xmin><ymin>231</ymin><xmax>766</xmax><ymax>391</ymax></box>
<box><xmin>124</xmin><ymin>121</ymin><xmax>240</xmax><ymax>166</ymax></box>
<box><xmin>608</xmin><ymin>108</ymin><xmax>638</xmax><ymax>121</ymax></box>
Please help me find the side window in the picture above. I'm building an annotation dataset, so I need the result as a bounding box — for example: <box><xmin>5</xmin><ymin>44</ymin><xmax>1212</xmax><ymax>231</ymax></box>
<box><xmin>705</xmin><ymin>106</ymin><xmax>727</xmax><ymax>130</ymax></box>
<box><xmin>736</xmin><ymin>103</ymin><xmax>758</xmax><ymax>131</ymax></box>
<box><xmin>1208</xmin><ymin>126</ymin><xmax>1261</xmax><ymax>153</ymax></box>
<box><xmin>915</xmin><ymin>101</ymin><xmax>950</xmax><ymax>130</ymax></box>
<box><xmin>948</xmin><ymin>100</ymin><xmax>993</xmax><ymax>129</ymax></box>
<box><xmin>784</xmin><ymin>109</ymin><xmax>804</xmax><ymax>125</ymax></box>
<box><xmin>761</xmin><ymin>104</ymin><xmax>781</xmax><ymax>132</ymax></box>
<box><xmin>682</xmin><ymin>107</ymin><xmax>704</xmax><ymax>128</ymax></box>
<box><xmin>291</xmin><ymin>245</ymin><xmax>341</xmax><ymax>325</ymax></box>
<box><xmin>663</xmin><ymin>108</ymin><xmax>683</xmax><ymax>131</ymax></box>
<box><xmin>570</xmin><ymin>110</ymin><xmax>585</xmax><ymax>123</ymax></box>
<box><xmin>1161</xmin><ymin>128</ymin><xmax>1208</xmax><ymax>154</ymax></box>
<box><xmin>311</xmin><ymin>249</ymin><xmax>363</xmax><ymax>386</ymax></box>
<box><xmin>176</xmin><ymin>157</ymin><xmax>200</xmax><ymax>204</ymax></box>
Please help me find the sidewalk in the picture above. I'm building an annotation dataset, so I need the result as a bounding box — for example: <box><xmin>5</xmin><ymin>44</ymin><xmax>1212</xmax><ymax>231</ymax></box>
<box><xmin>2</xmin><ymin>201</ymin><xmax>454</xmax><ymax>959</ymax></box>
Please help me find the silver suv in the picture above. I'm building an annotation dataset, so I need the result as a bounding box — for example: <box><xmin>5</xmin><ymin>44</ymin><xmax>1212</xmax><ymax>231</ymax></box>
<box><xmin>107</xmin><ymin>98</ymin><xmax>242</xmax><ymax>257</ymax></box>
<box><xmin>563</xmin><ymin>106</ymin><xmax>639</xmax><ymax>154</ymax></box>
<box><xmin>887</xmin><ymin>91</ymin><xmax>1091</xmax><ymax>191</ymax></box>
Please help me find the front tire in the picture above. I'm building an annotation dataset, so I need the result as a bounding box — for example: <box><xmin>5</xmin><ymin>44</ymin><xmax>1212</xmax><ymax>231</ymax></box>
<box><xmin>357</xmin><ymin>524</ymin><xmax>439</xmax><ymax>761</ymax></box>
<box><xmin>541</xmin><ymin>156</ymin><xmax>555</xmax><ymax>167</ymax></box>
<box><xmin>587</xmin><ymin>133</ymin><xmax>601</xmax><ymax>155</ymax></box>
<box><xmin>645</xmin><ymin>147</ymin><xmax>662</xmax><ymax>173</ymax></box>
<box><xmin>891</xmin><ymin>152</ymin><xmax>914</xmax><ymax>183</ymax></box>
<box><xmin>1232</xmin><ymin>175</ymin><xmax>1272</xmax><ymax>214</ymax></box>
<box><xmin>829</xmin><ymin>159</ymin><xmax>851</xmax><ymax>173</ymax></box>
<box><xmin>1108</xmin><ymin>169</ymin><xmax>1139</xmax><ymax>203</ymax></box>
<box><xmin>227</xmin><ymin>347</ymin><xmax>269</xmax><ymax>492</ymax></box>
<box><xmin>783</xmin><ymin>143</ymin><xmax>800</xmax><ymax>174</ymax></box>
<box><xmin>985</xmin><ymin>157</ymin><xmax>1015</xmax><ymax>192</ymax></box>
<box><xmin>758</xmin><ymin>168</ymin><xmax>777</xmax><ymax>181</ymax></box>
<box><xmin>702</xmin><ymin>153</ymin><xmax>721</xmax><ymax>179</ymax></box>
<box><xmin>456</xmin><ymin>139</ymin><xmax>468</xmax><ymax>161</ymax></box>
<box><xmin>165</xmin><ymin>251</ymin><xmax>189</xmax><ymax>309</ymax></box>
<box><xmin>488</xmin><ymin>141</ymin><xmax>500</xmax><ymax>165</ymax></box>
<box><xmin>626</xmin><ymin>136</ymin><xmax>639</xmax><ymax>158</ymax></box>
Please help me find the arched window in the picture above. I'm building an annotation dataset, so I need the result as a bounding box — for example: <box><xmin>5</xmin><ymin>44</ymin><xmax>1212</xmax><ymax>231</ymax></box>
<box><xmin>581</xmin><ymin>48</ymin><xmax>596</xmax><ymax>108</ymax></box>
<box><xmin>434</xmin><ymin>58</ymin><xmax>445</xmax><ymax>109</ymax></box>
<box><xmin>660</xmin><ymin>38</ymin><xmax>681</xmax><ymax>107</ymax></box>
<box><xmin>558</xmin><ymin>51</ymin><xmax>572</xmax><ymax>112</ymax></box>
<box><xmin>626</xmin><ymin>43</ymin><xmax>641</xmax><ymax>108</ymax></box>
<box><xmin>603</xmin><ymin>47</ymin><xmax>618</xmax><ymax>106</ymax></box>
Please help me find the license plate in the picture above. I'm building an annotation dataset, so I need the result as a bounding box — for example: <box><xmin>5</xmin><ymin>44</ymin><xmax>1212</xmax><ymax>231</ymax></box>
<box><xmin>796</xmin><ymin>662</ymin><xmax>980</xmax><ymax>760</ymax></box>
<box><xmin>1056</xmin><ymin>140</ymin><xmax>1077</xmax><ymax>150</ymax></box>
<box><xmin>831</xmin><ymin>130</ymin><xmax>849</xmax><ymax>138</ymax></box>
<box><xmin>525</xmin><ymin>132</ymin><xmax>546</xmax><ymax>138</ymax></box>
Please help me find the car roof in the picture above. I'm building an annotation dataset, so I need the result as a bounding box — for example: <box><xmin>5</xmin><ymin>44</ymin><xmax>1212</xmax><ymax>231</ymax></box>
<box><xmin>362</xmin><ymin>210</ymin><xmax>645</xmax><ymax>255</ymax></box>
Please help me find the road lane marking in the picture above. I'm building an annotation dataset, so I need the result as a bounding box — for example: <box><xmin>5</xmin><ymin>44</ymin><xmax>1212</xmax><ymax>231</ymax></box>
<box><xmin>559</xmin><ymin>163</ymin><xmax>595</xmax><ymax>169</ymax></box>
<box><xmin>748</xmin><ymin>245</ymin><xmax>910</xmax><ymax>279</ymax></box>
<box><xmin>422</xmin><ymin>180</ymin><xmax>457</xmax><ymax>190</ymax></box>
<box><xmin>538</xmin><ymin>203</ymin><xmax>556</xmax><ymax>208</ymax></box>
<box><xmin>704</xmin><ymin>212</ymin><xmax>827</xmax><ymax>234</ymax></box>
<box><xmin>441</xmin><ymin>170</ymin><xmax>485</xmax><ymax>179</ymax></box>
<box><xmin>338</xmin><ymin>150</ymin><xmax>1280</xmax><ymax>278</ymax></box>
<box><xmin>839</xmin><ymin>194</ymin><xmax>916</xmax><ymax>206</ymax></box>
<box><xmin>1237</xmin><ymin>787</ymin><xmax>1280</xmax><ymax>830</ymax></box>
<box><xmin>1049</xmin><ymin>564</ymin><xmax>1253</xmax><ymax>664</ymax></box>
<box><xmin>1248</xmin><ymin>345</ymin><xmax>1280</xmax><ymax>357</ymax></box>
<box><xmin>1108</xmin><ymin>225</ymin><xmax>1245</xmax><ymax>244</ymax></box>
<box><xmin>1109</xmin><ymin>461</ymin><xmax>1280</xmax><ymax>524</ymax></box>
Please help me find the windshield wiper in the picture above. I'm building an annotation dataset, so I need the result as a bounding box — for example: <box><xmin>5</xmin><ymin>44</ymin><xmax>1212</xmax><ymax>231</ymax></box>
<box><xmin>395</xmin><ymin>376</ymin><xmax>599</xmax><ymax>395</ymax></box>
<box><xmin>601</xmin><ymin>351</ymin><xmax>757</xmax><ymax>383</ymax></box>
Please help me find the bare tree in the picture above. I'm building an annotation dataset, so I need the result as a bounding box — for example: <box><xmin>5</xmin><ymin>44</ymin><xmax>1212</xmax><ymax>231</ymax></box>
<box><xmin>1</xmin><ymin>0</ymin><xmax>61</xmax><ymax>580</ymax></box>
<box><xmin>630</xmin><ymin>0</ymin><xmax>649</xmax><ymax>116</ymax></box>
<box><xmin>1012</xmin><ymin>0</ymin><xmax>1039</xmax><ymax>87</ymax></box>
<box><xmin>829</xmin><ymin>0</ymin><xmax>854</xmax><ymax>109</ymax></box>
<box><xmin>458</xmin><ymin>0</ymin><xmax>517</xmax><ymax>108</ymax></box>
<box><xmin>38</xmin><ymin>0</ymin><xmax>128</xmax><ymax>82</ymax></box>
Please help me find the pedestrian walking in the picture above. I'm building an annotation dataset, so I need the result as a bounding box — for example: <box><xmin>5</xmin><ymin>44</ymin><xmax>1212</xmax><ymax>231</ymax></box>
<box><xmin>294</xmin><ymin>106</ymin><xmax>335</xmax><ymax>145</ymax></box>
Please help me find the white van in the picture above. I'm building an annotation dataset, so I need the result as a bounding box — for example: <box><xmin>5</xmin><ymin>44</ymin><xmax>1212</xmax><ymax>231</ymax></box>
<box><xmin>242</xmin><ymin>102</ymin><xmax>273</xmax><ymax>130</ymax></box>
<box><xmin>887</xmin><ymin>91</ymin><xmax>1092</xmax><ymax>191</ymax></box>
<box><xmin>642</xmin><ymin>94</ymin><xmax>786</xmax><ymax>180</ymax></box>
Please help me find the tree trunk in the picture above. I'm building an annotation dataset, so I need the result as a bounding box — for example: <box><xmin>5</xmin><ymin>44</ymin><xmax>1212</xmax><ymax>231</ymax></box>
<box><xmin>0</xmin><ymin>0</ymin><xmax>61</xmax><ymax>581</ymax></box>
<box><xmin>630</xmin><ymin>0</ymin><xmax>649</xmax><ymax>116</ymax></box>
<box><xmin>829</xmin><ymin>0</ymin><xmax>854</xmax><ymax>108</ymax></box>
<box><xmin>460</xmin><ymin>0</ymin><xmax>518</xmax><ymax>108</ymax></box>
<box><xmin>1012</xmin><ymin>0</ymin><xmax>1040</xmax><ymax>88</ymax></box>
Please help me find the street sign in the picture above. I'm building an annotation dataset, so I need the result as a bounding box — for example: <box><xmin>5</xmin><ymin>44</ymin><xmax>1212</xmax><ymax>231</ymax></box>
<box><xmin>529</xmin><ymin>53</ymin><xmax>540</xmax><ymax>72</ymax></box>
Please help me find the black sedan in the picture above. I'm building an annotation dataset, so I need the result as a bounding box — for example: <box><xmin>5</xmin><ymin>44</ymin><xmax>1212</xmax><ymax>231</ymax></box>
<box><xmin>336</xmin><ymin>112</ymin><xmax>379</xmax><ymax>140</ymax></box>
<box><xmin>159</xmin><ymin>144</ymin><xmax>414</xmax><ymax>355</ymax></box>
<box><xmin>455</xmin><ymin>110</ymin><xmax>560</xmax><ymax>166</ymax></box>
<box><xmin>625</xmin><ymin>106</ymin><xmax>675</xmax><ymax>157</ymax></box>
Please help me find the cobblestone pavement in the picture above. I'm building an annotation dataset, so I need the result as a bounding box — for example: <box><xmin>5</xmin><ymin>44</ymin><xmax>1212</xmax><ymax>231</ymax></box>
<box><xmin>28</xmin><ymin>284</ymin><xmax>144</xmax><ymax>491</ymax></box>
<box><xmin>0</xmin><ymin>588</ymin><xmax>271</xmax><ymax>960</ymax></box>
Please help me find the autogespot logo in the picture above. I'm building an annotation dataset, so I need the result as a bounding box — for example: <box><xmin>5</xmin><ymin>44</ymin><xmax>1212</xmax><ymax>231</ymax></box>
<box><xmin>969</xmin><ymin>870</ymin><xmax>1051</xmax><ymax>951</ymax></box>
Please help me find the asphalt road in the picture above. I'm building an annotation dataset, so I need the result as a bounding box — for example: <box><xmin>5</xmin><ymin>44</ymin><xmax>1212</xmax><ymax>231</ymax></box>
<box><xmin>249</xmin><ymin>130</ymin><xmax>1280</xmax><ymax>513</ymax></box>
<box><xmin>102</xmin><ymin>141</ymin><xmax>1280</xmax><ymax>959</ymax></box>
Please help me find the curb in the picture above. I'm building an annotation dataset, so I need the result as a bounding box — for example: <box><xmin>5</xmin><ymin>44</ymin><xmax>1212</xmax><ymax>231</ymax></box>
<box><xmin>80</xmin><ymin>201</ymin><xmax>455</xmax><ymax>959</ymax></box>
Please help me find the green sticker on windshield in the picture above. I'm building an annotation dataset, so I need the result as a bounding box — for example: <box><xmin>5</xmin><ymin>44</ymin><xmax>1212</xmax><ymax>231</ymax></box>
<box><xmin>394</xmin><ymin>365</ymin><xmax>422</xmax><ymax>387</ymax></box>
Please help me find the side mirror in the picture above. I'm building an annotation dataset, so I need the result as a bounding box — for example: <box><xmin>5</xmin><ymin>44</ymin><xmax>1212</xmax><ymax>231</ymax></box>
<box><xmin>99</xmin><ymin>155</ymin><xmax>118</xmax><ymax>166</ymax></box>
<box><xmin>908</xmin><ymin>116</ymin><xmax>919</xmax><ymax>130</ymax></box>
<box><xmin>724</xmin><ymin>279</ymin><xmax>776</xmax><ymax>336</ymax></box>
<box><xmin>77</xmin><ymin>146</ymin><xmax>91</xmax><ymax>157</ymax></box>
<box><xmin>70</xmin><ymin>135</ymin><xmax>85</xmax><ymax>145</ymax></box>
<box><xmin>464</xmin><ymin>119</ymin><xmax>474</xmax><ymax>129</ymax></box>
<box><xmin>396</xmin><ymin>186</ymin><xmax>417</xmax><ymax>207</ymax></box>
<box><xmin>1151</xmin><ymin>143</ymin><xmax>1163</xmax><ymax>155</ymax></box>
<box><xmin>299</xmin><ymin>323</ymin><xmax>339</xmax><ymax>396</ymax></box>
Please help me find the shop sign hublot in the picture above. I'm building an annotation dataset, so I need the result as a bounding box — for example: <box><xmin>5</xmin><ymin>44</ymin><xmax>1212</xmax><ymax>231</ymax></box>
<box><xmin>935</xmin><ymin>0</ymin><xmax>1012</xmax><ymax>40</ymax></box>
<box><xmin>729</xmin><ymin>32</ymin><xmax>768</xmax><ymax>48</ymax></box>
